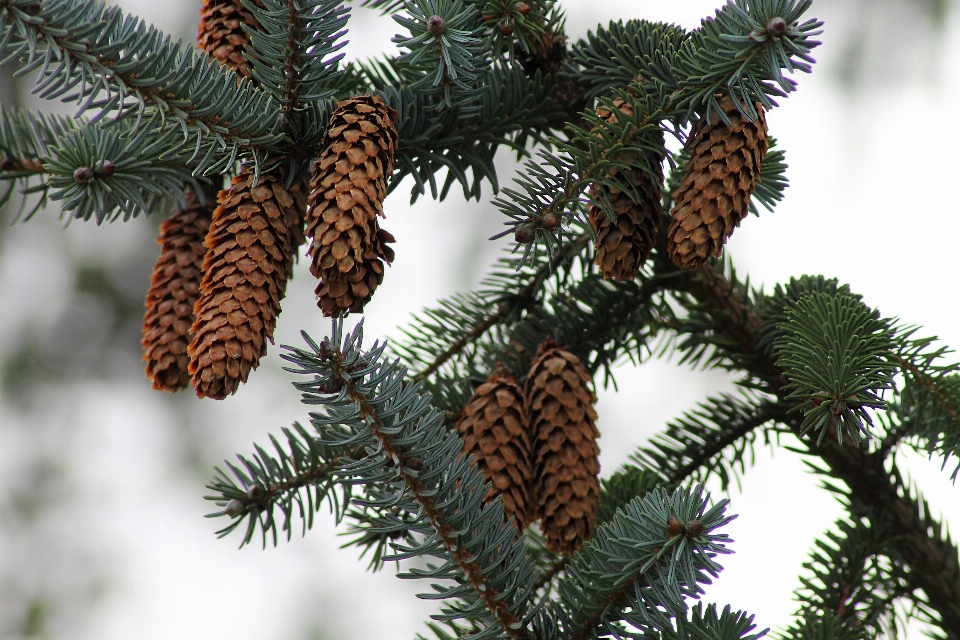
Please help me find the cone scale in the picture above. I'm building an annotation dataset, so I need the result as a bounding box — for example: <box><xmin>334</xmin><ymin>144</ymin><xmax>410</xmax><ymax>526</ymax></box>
<box><xmin>588</xmin><ymin>97</ymin><xmax>665</xmax><ymax>281</ymax></box>
<box><xmin>187</xmin><ymin>169</ymin><xmax>305</xmax><ymax>399</ymax></box>
<box><xmin>141</xmin><ymin>187</ymin><xmax>218</xmax><ymax>392</ymax></box>
<box><xmin>525</xmin><ymin>341</ymin><xmax>601</xmax><ymax>555</ymax></box>
<box><xmin>456</xmin><ymin>366</ymin><xmax>534</xmax><ymax>530</ymax></box>
<box><xmin>667</xmin><ymin>94</ymin><xmax>769</xmax><ymax>269</ymax></box>
<box><xmin>306</xmin><ymin>96</ymin><xmax>399</xmax><ymax>316</ymax></box>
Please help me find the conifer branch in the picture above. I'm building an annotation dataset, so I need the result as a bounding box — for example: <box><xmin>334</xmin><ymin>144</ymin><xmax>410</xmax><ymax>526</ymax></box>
<box><xmin>205</xmin><ymin>428</ymin><xmax>357</xmax><ymax>547</ymax></box>
<box><xmin>672</xmin><ymin>261</ymin><xmax>960</xmax><ymax>637</ymax></box>
<box><xmin>0</xmin><ymin>107</ymin><xmax>67</xmax><ymax>218</ymax></box>
<box><xmin>552</xmin><ymin>485</ymin><xmax>736</xmax><ymax>640</ymax></box>
<box><xmin>783</xmin><ymin>515</ymin><xmax>926</xmax><ymax>637</ymax></box>
<box><xmin>2</xmin><ymin>0</ymin><xmax>282</xmax><ymax>163</ymax></box>
<box><xmin>280</xmin><ymin>321</ymin><xmax>540</xmax><ymax>639</ymax></box>
<box><xmin>244</xmin><ymin>0</ymin><xmax>349</xmax><ymax>109</ymax></box>
<box><xmin>631</xmin><ymin>393</ymin><xmax>781</xmax><ymax>491</ymax></box>
<box><xmin>409</xmin><ymin>231</ymin><xmax>590</xmax><ymax>380</ymax></box>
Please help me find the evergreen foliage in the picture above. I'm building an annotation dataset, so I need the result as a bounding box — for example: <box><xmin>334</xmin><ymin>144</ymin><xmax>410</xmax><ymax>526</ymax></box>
<box><xmin>3</xmin><ymin>0</ymin><xmax>959</xmax><ymax>637</ymax></box>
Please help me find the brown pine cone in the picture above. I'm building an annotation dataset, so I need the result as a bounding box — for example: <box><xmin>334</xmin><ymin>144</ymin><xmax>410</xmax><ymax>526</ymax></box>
<box><xmin>525</xmin><ymin>340</ymin><xmax>601</xmax><ymax>555</ymax></box>
<box><xmin>588</xmin><ymin>97</ymin><xmax>664</xmax><ymax>281</ymax></box>
<box><xmin>197</xmin><ymin>0</ymin><xmax>262</xmax><ymax>80</ymax></box>
<box><xmin>141</xmin><ymin>186</ymin><xmax>218</xmax><ymax>392</ymax></box>
<box><xmin>306</xmin><ymin>95</ymin><xmax>399</xmax><ymax>317</ymax></box>
<box><xmin>667</xmin><ymin>95</ymin><xmax>769</xmax><ymax>269</ymax></box>
<box><xmin>456</xmin><ymin>366</ymin><xmax>534</xmax><ymax>530</ymax></box>
<box><xmin>187</xmin><ymin>168</ymin><xmax>304</xmax><ymax>399</ymax></box>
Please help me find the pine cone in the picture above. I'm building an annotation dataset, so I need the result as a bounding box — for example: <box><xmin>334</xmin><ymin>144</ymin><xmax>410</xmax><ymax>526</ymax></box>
<box><xmin>306</xmin><ymin>96</ymin><xmax>399</xmax><ymax>317</ymax></box>
<box><xmin>456</xmin><ymin>366</ymin><xmax>533</xmax><ymax>530</ymax></box>
<box><xmin>588</xmin><ymin>98</ymin><xmax>664</xmax><ymax>281</ymax></box>
<box><xmin>525</xmin><ymin>341</ymin><xmax>601</xmax><ymax>555</ymax></box>
<box><xmin>667</xmin><ymin>95</ymin><xmax>769</xmax><ymax>269</ymax></box>
<box><xmin>197</xmin><ymin>0</ymin><xmax>262</xmax><ymax>80</ymax></box>
<box><xmin>188</xmin><ymin>168</ymin><xmax>305</xmax><ymax>399</ymax></box>
<box><xmin>141</xmin><ymin>187</ymin><xmax>217</xmax><ymax>392</ymax></box>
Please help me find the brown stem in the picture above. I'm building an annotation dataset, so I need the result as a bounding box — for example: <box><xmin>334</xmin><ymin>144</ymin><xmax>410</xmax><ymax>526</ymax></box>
<box><xmin>533</xmin><ymin>556</ymin><xmax>569</xmax><ymax>592</ymax></box>
<box><xmin>0</xmin><ymin>157</ymin><xmax>46</xmax><ymax>174</ymax></box>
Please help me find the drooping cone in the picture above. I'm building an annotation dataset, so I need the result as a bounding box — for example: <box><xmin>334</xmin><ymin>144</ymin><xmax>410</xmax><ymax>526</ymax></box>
<box><xmin>667</xmin><ymin>95</ymin><xmax>769</xmax><ymax>269</ymax></box>
<box><xmin>306</xmin><ymin>96</ymin><xmax>399</xmax><ymax>316</ymax></box>
<box><xmin>187</xmin><ymin>168</ymin><xmax>305</xmax><ymax>399</ymax></box>
<box><xmin>525</xmin><ymin>341</ymin><xmax>601</xmax><ymax>554</ymax></box>
<box><xmin>456</xmin><ymin>366</ymin><xmax>533</xmax><ymax>530</ymax></box>
<box><xmin>142</xmin><ymin>186</ymin><xmax>218</xmax><ymax>392</ymax></box>
<box><xmin>197</xmin><ymin>0</ymin><xmax>262</xmax><ymax>80</ymax></box>
<box><xmin>588</xmin><ymin>97</ymin><xmax>664</xmax><ymax>281</ymax></box>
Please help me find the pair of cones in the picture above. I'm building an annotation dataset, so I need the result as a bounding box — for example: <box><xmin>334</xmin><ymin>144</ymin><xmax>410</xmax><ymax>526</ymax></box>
<box><xmin>456</xmin><ymin>342</ymin><xmax>601</xmax><ymax>556</ymax></box>
<box><xmin>588</xmin><ymin>94</ymin><xmax>770</xmax><ymax>277</ymax></box>
<box><xmin>140</xmin><ymin>1</ymin><xmax>398</xmax><ymax>399</ymax></box>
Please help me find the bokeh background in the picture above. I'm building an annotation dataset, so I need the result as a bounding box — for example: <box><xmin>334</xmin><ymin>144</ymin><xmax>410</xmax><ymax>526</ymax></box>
<box><xmin>2</xmin><ymin>0</ymin><xmax>959</xmax><ymax>637</ymax></box>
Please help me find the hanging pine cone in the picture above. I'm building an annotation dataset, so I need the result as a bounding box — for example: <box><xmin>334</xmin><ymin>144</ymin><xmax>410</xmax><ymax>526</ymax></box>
<box><xmin>197</xmin><ymin>0</ymin><xmax>262</xmax><ymax>80</ymax></box>
<box><xmin>588</xmin><ymin>97</ymin><xmax>664</xmax><ymax>281</ymax></box>
<box><xmin>525</xmin><ymin>340</ymin><xmax>601</xmax><ymax>555</ymax></box>
<box><xmin>667</xmin><ymin>95</ymin><xmax>769</xmax><ymax>269</ymax></box>
<box><xmin>142</xmin><ymin>186</ymin><xmax>218</xmax><ymax>392</ymax></box>
<box><xmin>306</xmin><ymin>95</ymin><xmax>399</xmax><ymax>317</ymax></box>
<box><xmin>456</xmin><ymin>366</ymin><xmax>533</xmax><ymax>530</ymax></box>
<box><xmin>187</xmin><ymin>168</ymin><xmax>306</xmax><ymax>399</ymax></box>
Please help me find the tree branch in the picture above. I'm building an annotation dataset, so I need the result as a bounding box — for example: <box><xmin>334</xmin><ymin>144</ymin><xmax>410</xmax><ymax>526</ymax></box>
<box><xmin>676</xmin><ymin>260</ymin><xmax>960</xmax><ymax>636</ymax></box>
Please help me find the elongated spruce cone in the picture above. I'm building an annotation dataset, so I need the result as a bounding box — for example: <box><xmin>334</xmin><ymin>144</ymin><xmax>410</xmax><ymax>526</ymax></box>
<box><xmin>525</xmin><ymin>341</ymin><xmax>601</xmax><ymax>554</ymax></box>
<box><xmin>198</xmin><ymin>0</ymin><xmax>262</xmax><ymax>80</ymax></box>
<box><xmin>306</xmin><ymin>96</ymin><xmax>399</xmax><ymax>316</ymax></box>
<box><xmin>457</xmin><ymin>366</ymin><xmax>533</xmax><ymax>530</ymax></box>
<box><xmin>188</xmin><ymin>169</ymin><xmax>306</xmax><ymax>399</ymax></box>
<box><xmin>142</xmin><ymin>187</ymin><xmax>217</xmax><ymax>392</ymax></box>
<box><xmin>667</xmin><ymin>95</ymin><xmax>769</xmax><ymax>269</ymax></box>
<box><xmin>588</xmin><ymin>97</ymin><xmax>664</xmax><ymax>281</ymax></box>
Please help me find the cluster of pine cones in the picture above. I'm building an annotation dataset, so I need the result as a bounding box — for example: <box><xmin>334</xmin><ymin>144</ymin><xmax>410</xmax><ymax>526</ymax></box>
<box><xmin>140</xmin><ymin>1</ymin><xmax>398</xmax><ymax>399</ymax></box>
<box><xmin>457</xmin><ymin>341</ymin><xmax>601</xmax><ymax>555</ymax></box>
<box><xmin>588</xmin><ymin>95</ymin><xmax>770</xmax><ymax>279</ymax></box>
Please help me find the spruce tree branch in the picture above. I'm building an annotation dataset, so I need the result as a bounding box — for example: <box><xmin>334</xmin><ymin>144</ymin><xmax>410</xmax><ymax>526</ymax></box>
<box><xmin>412</xmin><ymin>231</ymin><xmax>590</xmax><ymax>381</ymax></box>
<box><xmin>3</xmin><ymin>0</ymin><xmax>281</xmax><ymax>153</ymax></box>
<box><xmin>671</xmin><ymin>260</ymin><xmax>960</xmax><ymax>636</ymax></box>
<box><xmin>658</xmin><ymin>401</ymin><xmax>779</xmax><ymax>489</ymax></box>
<box><xmin>343</xmin><ymin>371</ymin><xmax>524</xmax><ymax>636</ymax></box>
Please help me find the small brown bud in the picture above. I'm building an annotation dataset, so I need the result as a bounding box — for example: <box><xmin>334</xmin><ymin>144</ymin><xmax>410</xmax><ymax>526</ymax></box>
<box><xmin>541</xmin><ymin>212</ymin><xmax>561</xmax><ymax>230</ymax></box>
<box><xmin>499</xmin><ymin>20</ymin><xmax>515</xmax><ymax>36</ymax></box>
<box><xmin>686</xmin><ymin>519</ymin><xmax>705</xmax><ymax>536</ymax></box>
<box><xmin>245</xmin><ymin>484</ymin><xmax>264</xmax><ymax>500</ymax></box>
<box><xmin>73</xmin><ymin>167</ymin><xmax>95</xmax><ymax>184</ymax></box>
<box><xmin>224</xmin><ymin>499</ymin><xmax>245</xmax><ymax>518</ymax></box>
<box><xmin>96</xmin><ymin>160</ymin><xmax>115</xmax><ymax>178</ymax></box>
<box><xmin>514</xmin><ymin>2</ymin><xmax>531</xmax><ymax>15</ymax></box>
<box><xmin>427</xmin><ymin>15</ymin><xmax>446</xmax><ymax>35</ymax></box>
<box><xmin>514</xmin><ymin>224</ymin><xmax>534</xmax><ymax>244</ymax></box>
<box><xmin>406</xmin><ymin>457</ymin><xmax>424</xmax><ymax>472</ymax></box>
<box><xmin>766</xmin><ymin>16</ymin><xmax>788</xmax><ymax>37</ymax></box>
<box><xmin>666</xmin><ymin>516</ymin><xmax>683</xmax><ymax>536</ymax></box>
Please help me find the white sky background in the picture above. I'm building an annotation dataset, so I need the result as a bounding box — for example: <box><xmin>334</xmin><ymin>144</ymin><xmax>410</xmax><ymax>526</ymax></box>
<box><xmin>2</xmin><ymin>0</ymin><xmax>960</xmax><ymax>638</ymax></box>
